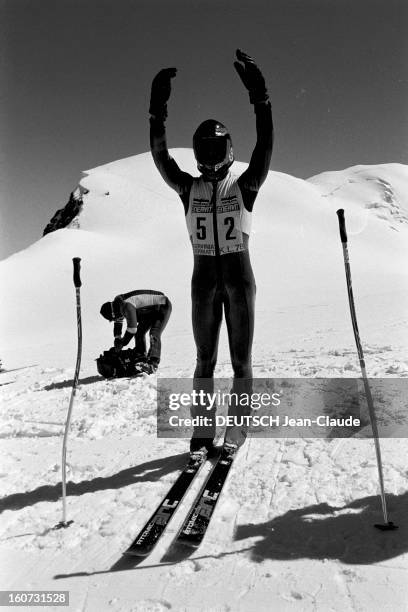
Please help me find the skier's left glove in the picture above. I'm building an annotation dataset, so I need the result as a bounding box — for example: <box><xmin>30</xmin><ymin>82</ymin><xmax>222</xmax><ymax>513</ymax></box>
<box><xmin>234</xmin><ymin>49</ymin><xmax>269</xmax><ymax>105</ymax></box>
<box><xmin>149</xmin><ymin>67</ymin><xmax>178</xmax><ymax>121</ymax></box>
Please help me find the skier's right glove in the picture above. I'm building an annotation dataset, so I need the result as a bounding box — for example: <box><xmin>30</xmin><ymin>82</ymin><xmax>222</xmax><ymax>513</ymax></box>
<box><xmin>149</xmin><ymin>67</ymin><xmax>177</xmax><ymax>121</ymax></box>
<box><xmin>234</xmin><ymin>49</ymin><xmax>269</xmax><ymax>105</ymax></box>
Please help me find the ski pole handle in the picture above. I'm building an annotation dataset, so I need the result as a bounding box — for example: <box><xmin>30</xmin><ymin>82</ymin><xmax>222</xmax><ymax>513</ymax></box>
<box><xmin>72</xmin><ymin>257</ymin><xmax>82</xmax><ymax>288</ymax></box>
<box><xmin>336</xmin><ymin>209</ymin><xmax>348</xmax><ymax>244</ymax></box>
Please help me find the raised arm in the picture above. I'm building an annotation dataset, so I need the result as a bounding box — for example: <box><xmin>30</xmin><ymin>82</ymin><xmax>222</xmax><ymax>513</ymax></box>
<box><xmin>235</xmin><ymin>50</ymin><xmax>274</xmax><ymax>209</ymax></box>
<box><xmin>149</xmin><ymin>68</ymin><xmax>193</xmax><ymax>205</ymax></box>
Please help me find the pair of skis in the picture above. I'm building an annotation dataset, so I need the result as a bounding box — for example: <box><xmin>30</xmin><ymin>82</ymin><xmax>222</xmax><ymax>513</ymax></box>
<box><xmin>125</xmin><ymin>445</ymin><xmax>237</xmax><ymax>557</ymax></box>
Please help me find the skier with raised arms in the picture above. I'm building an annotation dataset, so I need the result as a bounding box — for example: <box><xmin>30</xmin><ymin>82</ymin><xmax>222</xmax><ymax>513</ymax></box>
<box><xmin>149</xmin><ymin>50</ymin><xmax>273</xmax><ymax>455</ymax></box>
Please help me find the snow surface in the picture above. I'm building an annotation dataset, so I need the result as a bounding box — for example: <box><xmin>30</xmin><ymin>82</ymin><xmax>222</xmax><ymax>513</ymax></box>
<box><xmin>1</xmin><ymin>151</ymin><xmax>408</xmax><ymax>611</ymax></box>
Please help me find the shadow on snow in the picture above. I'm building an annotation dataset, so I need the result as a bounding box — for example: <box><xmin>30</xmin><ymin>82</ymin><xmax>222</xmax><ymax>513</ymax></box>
<box><xmin>234</xmin><ymin>491</ymin><xmax>408</xmax><ymax>565</ymax></box>
<box><xmin>54</xmin><ymin>492</ymin><xmax>408</xmax><ymax>579</ymax></box>
<box><xmin>42</xmin><ymin>375</ymin><xmax>105</xmax><ymax>390</ymax></box>
<box><xmin>0</xmin><ymin>452</ymin><xmax>189</xmax><ymax>514</ymax></box>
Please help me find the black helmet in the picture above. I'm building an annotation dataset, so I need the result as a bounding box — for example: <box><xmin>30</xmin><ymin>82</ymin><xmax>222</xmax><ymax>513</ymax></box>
<box><xmin>193</xmin><ymin>120</ymin><xmax>234</xmax><ymax>177</ymax></box>
<box><xmin>100</xmin><ymin>302</ymin><xmax>114</xmax><ymax>321</ymax></box>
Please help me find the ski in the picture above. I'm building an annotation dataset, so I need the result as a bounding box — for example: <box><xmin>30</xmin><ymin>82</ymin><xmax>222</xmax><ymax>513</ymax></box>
<box><xmin>176</xmin><ymin>444</ymin><xmax>237</xmax><ymax>548</ymax></box>
<box><xmin>125</xmin><ymin>451</ymin><xmax>208</xmax><ymax>557</ymax></box>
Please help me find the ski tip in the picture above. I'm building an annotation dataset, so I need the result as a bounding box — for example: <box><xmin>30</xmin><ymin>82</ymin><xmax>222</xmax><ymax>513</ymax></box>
<box><xmin>374</xmin><ymin>521</ymin><xmax>398</xmax><ymax>531</ymax></box>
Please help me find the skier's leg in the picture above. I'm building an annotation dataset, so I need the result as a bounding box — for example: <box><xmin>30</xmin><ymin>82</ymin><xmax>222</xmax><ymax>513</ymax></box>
<box><xmin>223</xmin><ymin>278</ymin><xmax>256</xmax><ymax>447</ymax></box>
<box><xmin>225</xmin><ymin>282</ymin><xmax>255</xmax><ymax>378</ymax></box>
<box><xmin>147</xmin><ymin>299</ymin><xmax>172</xmax><ymax>365</ymax></box>
<box><xmin>134</xmin><ymin>317</ymin><xmax>149</xmax><ymax>357</ymax></box>
<box><xmin>193</xmin><ymin>287</ymin><xmax>223</xmax><ymax>378</ymax></box>
<box><xmin>190</xmin><ymin>286</ymin><xmax>223</xmax><ymax>452</ymax></box>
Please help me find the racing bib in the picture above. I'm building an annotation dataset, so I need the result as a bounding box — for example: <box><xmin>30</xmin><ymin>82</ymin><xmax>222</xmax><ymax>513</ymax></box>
<box><xmin>186</xmin><ymin>175</ymin><xmax>251</xmax><ymax>256</ymax></box>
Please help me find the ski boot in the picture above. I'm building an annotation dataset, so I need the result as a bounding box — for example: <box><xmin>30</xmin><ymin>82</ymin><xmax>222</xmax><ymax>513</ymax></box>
<box><xmin>188</xmin><ymin>447</ymin><xmax>209</xmax><ymax>468</ymax></box>
<box><xmin>135</xmin><ymin>358</ymin><xmax>159</xmax><ymax>375</ymax></box>
<box><xmin>222</xmin><ymin>441</ymin><xmax>239</xmax><ymax>460</ymax></box>
<box><xmin>189</xmin><ymin>436</ymin><xmax>216</xmax><ymax>459</ymax></box>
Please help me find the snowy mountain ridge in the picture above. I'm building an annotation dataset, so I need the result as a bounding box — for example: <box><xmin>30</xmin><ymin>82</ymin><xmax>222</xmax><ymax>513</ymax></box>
<box><xmin>42</xmin><ymin>151</ymin><xmax>408</xmax><ymax>237</ymax></box>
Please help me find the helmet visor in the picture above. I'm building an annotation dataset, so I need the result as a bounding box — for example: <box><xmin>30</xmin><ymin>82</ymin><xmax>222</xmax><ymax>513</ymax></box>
<box><xmin>195</xmin><ymin>137</ymin><xmax>228</xmax><ymax>166</ymax></box>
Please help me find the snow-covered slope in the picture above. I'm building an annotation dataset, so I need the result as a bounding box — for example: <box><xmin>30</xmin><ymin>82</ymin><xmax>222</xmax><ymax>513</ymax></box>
<box><xmin>1</xmin><ymin>152</ymin><xmax>407</xmax><ymax>369</ymax></box>
<box><xmin>1</xmin><ymin>152</ymin><xmax>408</xmax><ymax>611</ymax></box>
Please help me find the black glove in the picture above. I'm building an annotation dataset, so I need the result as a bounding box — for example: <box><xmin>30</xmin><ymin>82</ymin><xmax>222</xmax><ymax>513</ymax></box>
<box><xmin>149</xmin><ymin>67</ymin><xmax>177</xmax><ymax>121</ymax></box>
<box><xmin>234</xmin><ymin>49</ymin><xmax>269</xmax><ymax>105</ymax></box>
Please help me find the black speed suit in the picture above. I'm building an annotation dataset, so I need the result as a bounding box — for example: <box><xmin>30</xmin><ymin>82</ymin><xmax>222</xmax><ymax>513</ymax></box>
<box><xmin>150</xmin><ymin>102</ymin><xmax>273</xmax><ymax>444</ymax></box>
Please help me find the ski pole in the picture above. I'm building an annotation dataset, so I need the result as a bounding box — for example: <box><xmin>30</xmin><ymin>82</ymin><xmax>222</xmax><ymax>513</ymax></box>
<box><xmin>336</xmin><ymin>210</ymin><xmax>397</xmax><ymax>530</ymax></box>
<box><xmin>57</xmin><ymin>257</ymin><xmax>82</xmax><ymax>529</ymax></box>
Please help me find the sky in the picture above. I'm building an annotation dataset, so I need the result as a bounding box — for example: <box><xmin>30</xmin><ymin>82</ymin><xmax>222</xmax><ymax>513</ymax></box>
<box><xmin>1</xmin><ymin>0</ymin><xmax>407</xmax><ymax>260</ymax></box>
